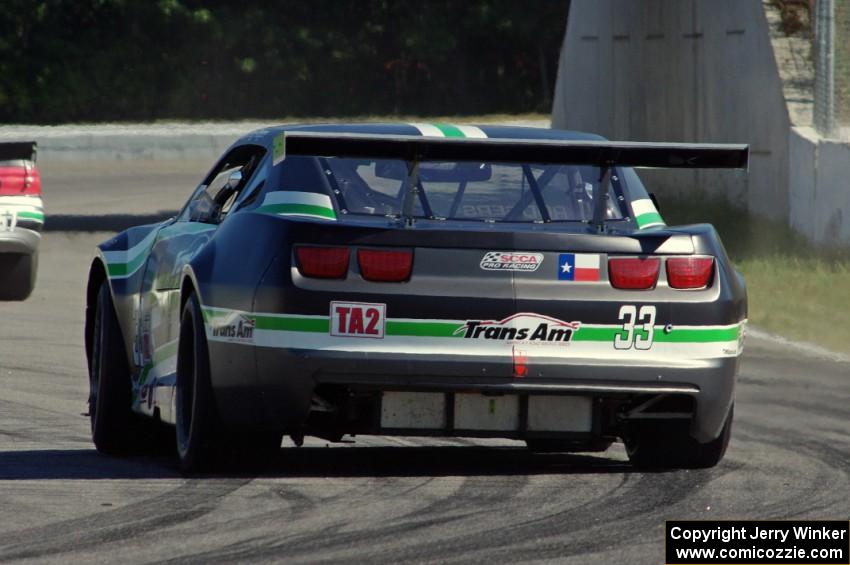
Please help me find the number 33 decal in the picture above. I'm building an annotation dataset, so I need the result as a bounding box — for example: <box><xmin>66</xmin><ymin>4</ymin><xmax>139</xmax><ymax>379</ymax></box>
<box><xmin>614</xmin><ymin>305</ymin><xmax>656</xmax><ymax>350</ymax></box>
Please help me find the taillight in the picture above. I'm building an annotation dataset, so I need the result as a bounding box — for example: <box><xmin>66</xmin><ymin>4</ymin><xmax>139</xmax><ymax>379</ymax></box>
<box><xmin>608</xmin><ymin>257</ymin><xmax>660</xmax><ymax>290</ymax></box>
<box><xmin>358</xmin><ymin>249</ymin><xmax>413</xmax><ymax>282</ymax></box>
<box><xmin>666</xmin><ymin>257</ymin><xmax>714</xmax><ymax>289</ymax></box>
<box><xmin>295</xmin><ymin>246</ymin><xmax>350</xmax><ymax>279</ymax></box>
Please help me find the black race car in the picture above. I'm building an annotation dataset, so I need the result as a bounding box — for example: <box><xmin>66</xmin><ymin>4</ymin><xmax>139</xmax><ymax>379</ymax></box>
<box><xmin>84</xmin><ymin>123</ymin><xmax>748</xmax><ymax>471</ymax></box>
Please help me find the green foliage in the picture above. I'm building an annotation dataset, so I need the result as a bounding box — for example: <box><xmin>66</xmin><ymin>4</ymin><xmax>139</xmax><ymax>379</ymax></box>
<box><xmin>662</xmin><ymin>192</ymin><xmax>850</xmax><ymax>353</ymax></box>
<box><xmin>0</xmin><ymin>0</ymin><xmax>570</xmax><ymax>123</ymax></box>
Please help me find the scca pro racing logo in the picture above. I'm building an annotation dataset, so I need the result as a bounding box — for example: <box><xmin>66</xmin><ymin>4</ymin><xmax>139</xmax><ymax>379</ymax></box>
<box><xmin>211</xmin><ymin>313</ymin><xmax>256</xmax><ymax>342</ymax></box>
<box><xmin>454</xmin><ymin>313</ymin><xmax>580</xmax><ymax>345</ymax></box>
<box><xmin>480</xmin><ymin>252</ymin><xmax>543</xmax><ymax>272</ymax></box>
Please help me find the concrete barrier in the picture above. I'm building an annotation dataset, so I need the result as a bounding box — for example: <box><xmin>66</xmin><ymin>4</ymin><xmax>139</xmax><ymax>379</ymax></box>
<box><xmin>551</xmin><ymin>0</ymin><xmax>790</xmax><ymax>220</ymax></box>
<box><xmin>0</xmin><ymin>122</ymin><xmax>269</xmax><ymax>163</ymax></box>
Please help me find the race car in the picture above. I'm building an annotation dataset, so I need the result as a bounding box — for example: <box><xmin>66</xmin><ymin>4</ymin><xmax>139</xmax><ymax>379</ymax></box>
<box><xmin>0</xmin><ymin>141</ymin><xmax>43</xmax><ymax>300</ymax></box>
<box><xmin>84</xmin><ymin>123</ymin><xmax>748</xmax><ymax>471</ymax></box>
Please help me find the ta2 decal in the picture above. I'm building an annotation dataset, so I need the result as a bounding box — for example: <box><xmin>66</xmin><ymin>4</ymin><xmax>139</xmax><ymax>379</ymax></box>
<box><xmin>330</xmin><ymin>301</ymin><xmax>386</xmax><ymax>338</ymax></box>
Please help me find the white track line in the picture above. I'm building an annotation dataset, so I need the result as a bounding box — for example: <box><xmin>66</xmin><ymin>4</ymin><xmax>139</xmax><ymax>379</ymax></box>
<box><xmin>748</xmin><ymin>327</ymin><xmax>850</xmax><ymax>363</ymax></box>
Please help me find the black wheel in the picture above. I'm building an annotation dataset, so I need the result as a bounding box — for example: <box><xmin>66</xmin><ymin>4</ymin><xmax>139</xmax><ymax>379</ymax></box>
<box><xmin>89</xmin><ymin>281</ymin><xmax>135</xmax><ymax>453</ymax></box>
<box><xmin>175</xmin><ymin>292</ymin><xmax>219</xmax><ymax>472</ymax></box>
<box><xmin>626</xmin><ymin>405</ymin><xmax>733</xmax><ymax>469</ymax></box>
<box><xmin>0</xmin><ymin>252</ymin><xmax>37</xmax><ymax>300</ymax></box>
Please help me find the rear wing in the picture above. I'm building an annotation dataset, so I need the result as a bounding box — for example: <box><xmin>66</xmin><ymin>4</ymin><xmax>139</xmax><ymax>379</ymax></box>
<box><xmin>276</xmin><ymin>132</ymin><xmax>749</xmax><ymax>231</ymax></box>
<box><xmin>278</xmin><ymin>132</ymin><xmax>749</xmax><ymax>170</ymax></box>
<box><xmin>0</xmin><ymin>141</ymin><xmax>37</xmax><ymax>162</ymax></box>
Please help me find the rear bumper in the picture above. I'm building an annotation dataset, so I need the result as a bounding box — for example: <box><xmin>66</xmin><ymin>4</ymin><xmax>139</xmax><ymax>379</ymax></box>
<box><xmin>0</xmin><ymin>227</ymin><xmax>40</xmax><ymax>255</ymax></box>
<box><xmin>209</xmin><ymin>344</ymin><xmax>738</xmax><ymax>443</ymax></box>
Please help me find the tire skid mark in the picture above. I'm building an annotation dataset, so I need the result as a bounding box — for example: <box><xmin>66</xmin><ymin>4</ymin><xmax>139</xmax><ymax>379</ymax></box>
<box><xmin>0</xmin><ymin>478</ymin><xmax>250</xmax><ymax>561</ymax></box>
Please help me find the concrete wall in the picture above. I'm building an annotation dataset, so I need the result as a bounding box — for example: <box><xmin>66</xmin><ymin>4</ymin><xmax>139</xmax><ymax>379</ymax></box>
<box><xmin>551</xmin><ymin>0</ymin><xmax>790</xmax><ymax>220</ymax></box>
<box><xmin>790</xmin><ymin>126</ymin><xmax>850</xmax><ymax>245</ymax></box>
<box><xmin>0</xmin><ymin>123</ymin><xmax>266</xmax><ymax>163</ymax></box>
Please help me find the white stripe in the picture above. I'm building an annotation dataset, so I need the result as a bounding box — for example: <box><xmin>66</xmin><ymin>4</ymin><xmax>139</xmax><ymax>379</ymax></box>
<box><xmin>261</xmin><ymin>191</ymin><xmax>334</xmax><ymax>208</ymax></box>
<box><xmin>575</xmin><ymin>254</ymin><xmax>601</xmax><ymax>269</ymax></box>
<box><xmin>631</xmin><ymin>198</ymin><xmax>659</xmax><ymax>217</ymax></box>
<box><xmin>454</xmin><ymin>125</ymin><xmax>488</xmax><ymax>138</ymax></box>
<box><xmin>102</xmin><ymin>229</ymin><xmax>159</xmax><ymax>264</ymax></box>
<box><xmin>236</xmin><ymin>330</ymin><xmax>739</xmax><ymax>364</ymax></box>
<box><xmin>0</xmin><ymin>195</ymin><xmax>43</xmax><ymax>208</ymax></box>
<box><xmin>408</xmin><ymin>123</ymin><xmax>445</xmax><ymax>137</ymax></box>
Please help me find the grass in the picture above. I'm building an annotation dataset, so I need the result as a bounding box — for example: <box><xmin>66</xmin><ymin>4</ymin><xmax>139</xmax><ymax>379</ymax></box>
<box><xmin>662</xmin><ymin>193</ymin><xmax>850</xmax><ymax>353</ymax></box>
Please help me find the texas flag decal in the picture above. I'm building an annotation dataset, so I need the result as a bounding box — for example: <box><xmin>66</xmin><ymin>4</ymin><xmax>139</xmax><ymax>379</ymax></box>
<box><xmin>557</xmin><ymin>253</ymin><xmax>601</xmax><ymax>282</ymax></box>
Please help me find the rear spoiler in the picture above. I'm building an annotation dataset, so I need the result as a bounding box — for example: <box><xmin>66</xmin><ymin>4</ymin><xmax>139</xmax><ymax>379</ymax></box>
<box><xmin>0</xmin><ymin>141</ymin><xmax>37</xmax><ymax>162</ymax></box>
<box><xmin>277</xmin><ymin>132</ymin><xmax>748</xmax><ymax>231</ymax></box>
<box><xmin>279</xmin><ymin>132</ymin><xmax>749</xmax><ymax>170</ymax></box>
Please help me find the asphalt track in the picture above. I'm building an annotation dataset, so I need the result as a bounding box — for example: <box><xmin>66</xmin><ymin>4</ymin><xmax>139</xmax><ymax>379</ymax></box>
<box><xmin>0</xmin><ymin>164</ymin><xmax>848</xmax><ymax>564</ymax></box>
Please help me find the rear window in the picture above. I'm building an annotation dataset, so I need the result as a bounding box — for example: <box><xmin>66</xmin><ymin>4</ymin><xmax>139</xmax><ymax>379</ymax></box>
<box><xmin>0</xmin><ymin>160</ymin><xmax>28</xmax><ymax>168</ymax></box>
<box><xmin>320</xmin><ymin>157</ymin><xmax>628</xmax><ymax>223</ymax></box>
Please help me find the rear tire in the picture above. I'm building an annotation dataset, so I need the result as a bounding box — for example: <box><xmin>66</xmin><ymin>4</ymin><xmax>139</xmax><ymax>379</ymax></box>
<box><xmin>175</xmin><ymin>293</ymin><xmax>282</xmax><ymax>473</ymax></box>
<box><xmin>89</xmin><ymin>282</ymin><xmax>136</xmax><ymax>454</ymax></box>
<box><xmin>176</xmin><ymin>292</ymin><xmax>218</xmax><ymax>473</ymax></box>
<box><xmin>0</xmin><ymin>252</ymin><xmax>37</xmax><ymax>300</ymax></box>
<box><xmin>626</xmin><ymin>406</ymin><xmax>733</xmax><ymax>469</ymax></box>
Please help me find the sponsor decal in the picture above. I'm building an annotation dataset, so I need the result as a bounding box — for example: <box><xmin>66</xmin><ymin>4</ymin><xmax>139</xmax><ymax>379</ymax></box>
<box><xmin>0</xmin><ymin>209</ymin><xmax>16</xmax><ymax>231</ymax></box>
<box><xmin>480</xmin><ymin>251</ymin><xmax>544</xmax><ymax>272</ymax></box>
<box><xmin>454</xmin><ymin>313</ymin><xmax>580</xmax><ymax>345</ymax></box>
<box><xmin>558</xmin><ymin>253</ymin><xmax>601</xmax><ymax>281</ymax></box>
<box><xmin>211</xmin><ymin>313</ymin><xmax>256</xmax><ymax>342</ymax></box>
<box><xmin>330</xmin><ymin>301</ymin><xmax>386</xmax><ymax>338</ymax></box>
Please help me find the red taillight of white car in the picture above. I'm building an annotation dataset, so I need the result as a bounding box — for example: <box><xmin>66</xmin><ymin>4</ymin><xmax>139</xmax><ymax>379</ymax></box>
<box><xmin>666</xmin><ymin>257</ymin><xmax>714</xmax><ymax>289</ymax></box>
<box><xmin>358</xmin><ymin>249</ymin><xmax>413</xmax><ymax>282</ymax></box>
<box><xmin>608</xmin><ymin>257</ymin><xmax>661</xmax><ymax>290</ymax></box>
<box><xmin>295</xmin><ymin>246</ymin><xmax>350</xmax><ymax>279</ymax></box>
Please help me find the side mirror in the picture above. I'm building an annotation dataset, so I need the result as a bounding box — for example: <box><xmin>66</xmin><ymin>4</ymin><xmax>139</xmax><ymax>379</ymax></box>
<box><xmin>649</xmin><ymin>192</ymin><xmax>661</xmax><ymax>213</ymax></box>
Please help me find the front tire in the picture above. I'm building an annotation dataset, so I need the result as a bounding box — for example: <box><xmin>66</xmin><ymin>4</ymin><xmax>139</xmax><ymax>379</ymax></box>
<box><xmin>0</xmin><ymin>252</ymin><xmax>37</xmax><ymax>300</ymax></box>
<box><xmin>626</xmin><ymin>406</ymin><xmax>733</xmax><ymax>469</ymax></box>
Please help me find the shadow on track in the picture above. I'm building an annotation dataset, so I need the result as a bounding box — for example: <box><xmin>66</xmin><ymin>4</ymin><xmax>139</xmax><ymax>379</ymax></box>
<box><xmin>0</xmin><ymin>445</ymin><xmax>659</xmax><ymax>480</ymax></box>
<box><xmin>253</xmin><ymin>445</ymin><xmax>652</xmax><ymax>478</ymax></box>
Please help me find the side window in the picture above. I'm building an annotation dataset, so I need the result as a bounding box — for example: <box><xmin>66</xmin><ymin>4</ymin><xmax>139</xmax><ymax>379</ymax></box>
<box><xmin>183</xmin><ymin>145</ymin><xmax>266</xmax><ymax>223</ymax></box>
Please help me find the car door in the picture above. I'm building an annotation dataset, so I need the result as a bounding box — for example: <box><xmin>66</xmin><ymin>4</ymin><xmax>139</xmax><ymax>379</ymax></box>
<box><xmin>134</xmin><ymin>145</ymin><xmax>267</xmax><ymax>417</ymax></box>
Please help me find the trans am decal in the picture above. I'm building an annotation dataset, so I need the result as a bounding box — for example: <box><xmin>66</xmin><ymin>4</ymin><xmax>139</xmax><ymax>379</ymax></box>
<box><xmin>454</xmin><ymin>313</ymin><xmax>580</xmax><ymax>345</ymax></box>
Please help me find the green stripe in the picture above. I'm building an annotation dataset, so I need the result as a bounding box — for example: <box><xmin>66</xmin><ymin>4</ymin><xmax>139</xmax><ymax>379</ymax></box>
<box><xmin>386</xmin><ymin>320</ymin><xmax>463</xmax><ymax>338</ymax></box>
<box><xmin>17</xmin><ymin>211</ymin><xmax>44</xmax><ymax>221</ymax></box>
<box><xmin>572</xmin><ymin>327</ymin><xmax>620</xmax><ymax>341</ymax></box>
<box><xmin>255</xmin><ymin>315</ymin><xmax>329</xmax><ymax>333</ymax></box>
<box><xmin>574</xmin><ymin>325</ymin><xmax>738</xmax><ymax>343</ymax></box>
<box><xmin>217</xmin><ymin>309</ymin><xmax>741</xmax><ymax>344</ymax></box>
<box><xmin>635</xmin><ymin>211</ymin><xmax>665</xmax><ymax>228</ymax></box>
<box><xmin>433</xmin><ymin>123</ymin><xmax>465</xmax><ymax>138</ymax></box>
<box><xmin>257</xmin><ymin>203</ymin><xmax>336</xmax><ymax>219</ymax></box>
<box><xmin>106</xmin><ymin>250</ymin><xmax>149</xmax><ymax>277</ymax></box>
<box><xmin>654</xmin><ymin>327</ymin><xmax>740</xmax><ymax>343</ymax></box>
